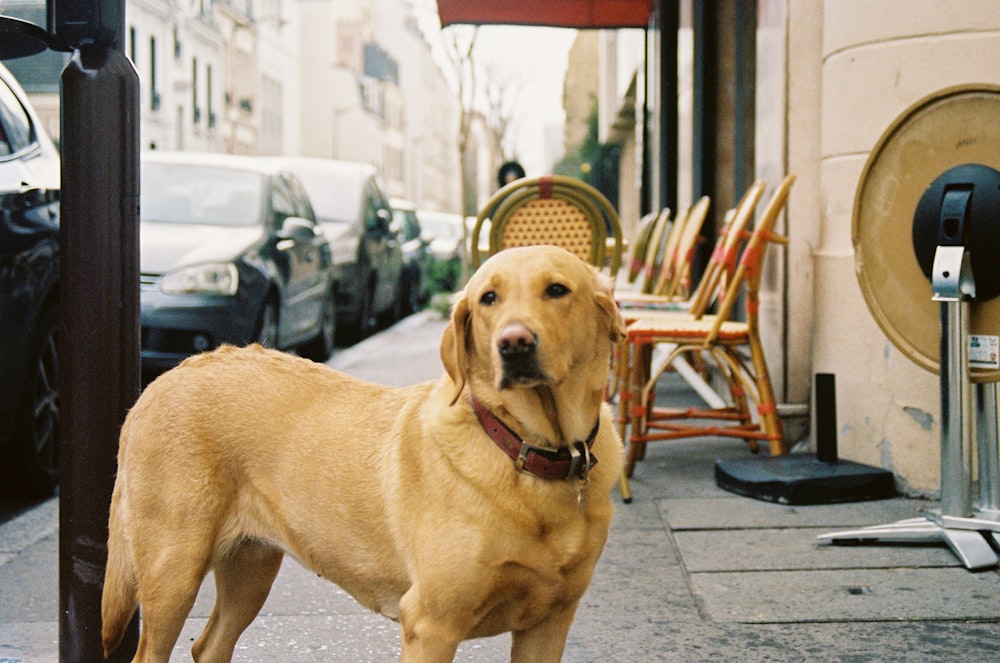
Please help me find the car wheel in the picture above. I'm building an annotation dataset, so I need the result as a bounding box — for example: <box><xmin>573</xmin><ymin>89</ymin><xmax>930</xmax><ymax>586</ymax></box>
<box><xmin>255</xmin><ymin>294</ymin><xmax>279</xmax><ymax>348</ymax></box>
<box><xmin>300</xmin><ymin>286</ymin><xmax>337</xmax><ymax>362</ymax></box>
<box><xmin>8</xmin><ymin>303</ymin><xmax>60</xmax><ymax>497</ymax></box>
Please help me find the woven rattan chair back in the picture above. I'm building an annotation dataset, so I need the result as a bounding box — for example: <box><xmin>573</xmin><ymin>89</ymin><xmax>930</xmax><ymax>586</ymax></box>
<box><xmin>471</xmin><ymin>175</ymin><xmax>623</xmax><ymax>276</ymax></box>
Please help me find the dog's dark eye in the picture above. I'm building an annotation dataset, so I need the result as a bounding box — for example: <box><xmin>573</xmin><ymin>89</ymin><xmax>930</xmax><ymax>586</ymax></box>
<box><xmin>480</xmin><ymin>291</ymin><xmax>497</xmax><ymax>306</ymax></box>
<box><xmin>545</xmin><ymin>283</ymin><xmax>570</xmax><ymax>299</ymax></box>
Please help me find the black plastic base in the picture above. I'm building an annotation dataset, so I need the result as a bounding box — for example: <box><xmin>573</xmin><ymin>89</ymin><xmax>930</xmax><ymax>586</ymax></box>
<box><xmin>715</xmin><ymin>454</ymin><xmax>896</xmax><ymax>505</ymax></box>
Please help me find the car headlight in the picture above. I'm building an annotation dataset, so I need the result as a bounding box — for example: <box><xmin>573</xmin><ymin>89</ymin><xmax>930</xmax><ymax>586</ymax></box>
<box><xmin>160</xmin><ymin>263</ymin><xmax>239</xmax><ymax>295</ymax></box>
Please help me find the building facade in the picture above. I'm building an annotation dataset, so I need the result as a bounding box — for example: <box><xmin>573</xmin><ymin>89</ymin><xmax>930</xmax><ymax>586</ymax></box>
<box><xmin>4</xmin><ymin>0</ymin><xmax>463</xmax><ymax>213</ymax></box>
<box><xmin>296</xmin><ymin>0</ymin><xmax>460</xmax><ymax>209</ymax></box>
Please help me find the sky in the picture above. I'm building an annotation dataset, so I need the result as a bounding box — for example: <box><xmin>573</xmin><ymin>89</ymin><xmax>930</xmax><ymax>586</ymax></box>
<box><xmin>410</xmin><ymin>0</ymin><xmax>578</xmax><ymax>175</ymax></box>
<box><xmin>472</xmin><ymin>26</ymin><xmax>578</xmax><ymax>174</ymax></box>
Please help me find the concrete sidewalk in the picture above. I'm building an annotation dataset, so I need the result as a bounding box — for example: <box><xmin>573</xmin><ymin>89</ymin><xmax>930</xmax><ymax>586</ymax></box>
<box><xmin>2</xmin><ymin>309</ymin><xmax>999</xmax><ymax>661</ymax></box>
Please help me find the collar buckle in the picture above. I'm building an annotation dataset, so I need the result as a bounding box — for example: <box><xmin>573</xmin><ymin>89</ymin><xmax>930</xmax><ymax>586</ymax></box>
<box><xmin>515</xmin><ymin>443</ymin><xmax>530</xmax><ymax>472</ymax></box>
<box><xmin>567</xmin><ymin>441</ymin><xmax>593</xmax><ymax>481</ymax></box>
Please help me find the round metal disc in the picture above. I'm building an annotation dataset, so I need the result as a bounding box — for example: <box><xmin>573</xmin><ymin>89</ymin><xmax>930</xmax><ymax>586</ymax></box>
<box><xmin>853</xmin><ymin>84</ymin><xmax>1000</xmax><ymax>379</ymax></box>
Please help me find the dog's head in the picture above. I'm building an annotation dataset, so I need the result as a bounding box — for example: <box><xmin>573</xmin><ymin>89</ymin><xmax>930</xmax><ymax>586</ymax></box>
<box><xmin>441</xmin><ymin>246</ymin><xmax>626</xmax><ymax>404</ymax></box>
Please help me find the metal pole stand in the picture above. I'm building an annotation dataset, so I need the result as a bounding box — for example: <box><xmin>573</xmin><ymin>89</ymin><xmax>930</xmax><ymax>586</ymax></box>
<box><xmin>819</xmin><ymin>245</ymin><xmax>1000</xmax><ymax>570</ymax></box>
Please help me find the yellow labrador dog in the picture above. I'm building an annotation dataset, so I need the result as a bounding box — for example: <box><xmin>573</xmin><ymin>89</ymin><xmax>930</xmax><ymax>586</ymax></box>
<box><xmin>102</xmin><ymin>245</ymin><xmax>626</xmax><ymax>663</ymax></box>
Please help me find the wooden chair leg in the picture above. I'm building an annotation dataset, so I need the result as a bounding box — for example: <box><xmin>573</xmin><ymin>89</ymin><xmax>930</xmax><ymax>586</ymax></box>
<box><xmin>627</xmin><ymin>342</ymin><xmax>651</xmax><ymax>473</ymax></box>
<box><xmin>618</xmin><ymin>469</ymin><xmax>633</xmax><ymax>503</ymax></box>
<box><xmin>613</xmin><ymin>341</ymin><xmax>635</xmax><ymax>501</ymax></box>
<box><xmin>748</xmin><ymin>332</ymin><xmax>786</xmax><ymax>455</ymax></box>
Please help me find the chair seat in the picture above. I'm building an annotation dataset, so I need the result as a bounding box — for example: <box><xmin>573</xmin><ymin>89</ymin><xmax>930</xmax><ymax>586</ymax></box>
<box><xmin>628</xmin><ymin>316</ymin><xmax>749</xmax><ymax>343</ymax></box>
<box><xmin>616</xmin><ymin>292</ymin><xmax>690</xmax><ymax>309</ymax></box>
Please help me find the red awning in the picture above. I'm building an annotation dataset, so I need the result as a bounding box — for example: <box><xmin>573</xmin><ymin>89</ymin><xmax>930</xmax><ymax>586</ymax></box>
<box><xmin>436</xmin><ymin>0</ymin><xmax>654</xmax><ymax>29</ymax></box>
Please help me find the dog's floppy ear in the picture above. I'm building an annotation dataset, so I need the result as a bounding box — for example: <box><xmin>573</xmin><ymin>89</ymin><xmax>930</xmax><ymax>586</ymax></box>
<box><xmin>593</xmin><ymin>269</ymin><xmax>626</xmax><ymax>344</ymax></box>
<box><xmin>440</xmin><ymin>292</ymin><xmax>471</xmax><ymax>405</ymax></box>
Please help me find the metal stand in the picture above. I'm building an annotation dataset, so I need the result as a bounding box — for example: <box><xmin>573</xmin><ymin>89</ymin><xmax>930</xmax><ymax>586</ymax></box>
<box><xmin>819</xmin><ymin>246</ymin><xmax>1000</xmax><ymax>570</ymax></box>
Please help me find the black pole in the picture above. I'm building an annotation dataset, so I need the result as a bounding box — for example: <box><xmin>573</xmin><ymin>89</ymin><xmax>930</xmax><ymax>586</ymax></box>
<box><xmin>58</xmin><ymin>40</ymin><xmax>140</xmax><ymax>663</ymax></box>
<box><xmin>815</xmin><ymin>373</ymin><xmax>839</xmax><ymax>464</ymax></box>
<box><xmin>657</xmin><ymin>0</ymin><xmax>679</xmax><ymax>215</ymax></box>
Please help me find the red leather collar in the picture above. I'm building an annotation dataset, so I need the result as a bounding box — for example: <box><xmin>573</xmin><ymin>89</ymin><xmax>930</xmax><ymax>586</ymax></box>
<box><xmin>470</xmin><ymin>394</ymin><xmax>599</xmax><ymax>481</ymax></box>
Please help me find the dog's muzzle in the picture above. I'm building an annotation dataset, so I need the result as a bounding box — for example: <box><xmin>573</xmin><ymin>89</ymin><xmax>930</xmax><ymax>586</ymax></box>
<box><xmin>497</xmin><ymin>323</ymin><xmax>545</xmax><ymax>388</ymax></box>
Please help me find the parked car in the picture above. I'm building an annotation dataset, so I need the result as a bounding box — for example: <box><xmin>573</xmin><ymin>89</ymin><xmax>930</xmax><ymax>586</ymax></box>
<box><xmin>139</xmin><ymin>152</ymin><xmax>336</xmax><ymax>381</ymax></box>
<box><xmin>419</xmin><ymin>209</ymin><xmax>466</xmax><ymax>292</ymax></box>
<box><xmin>390</xmin><ymin>197</ymin><xmax>433</xmax><ymax>313</ymax></box>
<box><xmin>0</xmin><ymin>62</ymin><xmax>62</xmax><ymax>496</ymax></box>
<box><xmin>271</xmin><ymin>157</ymin><xmax>403</xmax><ymax>342</ymax></box>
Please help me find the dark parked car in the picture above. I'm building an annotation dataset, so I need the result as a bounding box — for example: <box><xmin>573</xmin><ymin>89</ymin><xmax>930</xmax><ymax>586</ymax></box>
<box><xmin>391</xmin><ymin>197</ymin><xmax>433</xmax><ymax>313</ymax></box>
<box><xmin>139</xmin><ymin>152</ymin><xmax>336</xmax><ymax>381</ymax></box>
<box><xmin>271</xmin><ymin>157</ymin><xmax>403</xmax><ymax>342</ymax></box>
<box><xmin>0</xmin><ymin>62</ymin><xmax>62</xmax><ymax>496</ymax></box>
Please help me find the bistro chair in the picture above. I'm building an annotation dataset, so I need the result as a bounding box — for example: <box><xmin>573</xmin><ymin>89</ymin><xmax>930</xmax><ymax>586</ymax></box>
<box><xmin>651</xmin><ymin>196</ymin><xmax>711</xmax><ymax>300</ymax></box>
<box><xmin>616</xmin><ymin>182</ymin><xmax>765</xmax><ymax>317</ymax></box>
<box><xmin>612</xmin><ymin>182</ymin><xmax>766</xmax><ymax>460</ymax></box>
<box><xmin>470</xmin><ymin>174</ymin><xmax>624</xmax><ymax>277</ymax></box>
<box><xmin>614</xmin><ymin>176</ymin><xmax>794</xmax><ymax>497</ymax></box>
<box><xmin>625</xmin><ymin>209</ymin><xmax>664</xmax><ymax>285</ymax></box>
<box><xmin>626</xmin><ymin>208</ymin><xmax>673</xmax><ymax>291</ymax></box>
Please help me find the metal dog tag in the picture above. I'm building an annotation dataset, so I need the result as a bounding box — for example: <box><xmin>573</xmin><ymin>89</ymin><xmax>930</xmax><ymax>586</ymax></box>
<box><xmin>572</xmin><ymin>442</ymin><xmax>591</xmax><ymax>513</ymax></box>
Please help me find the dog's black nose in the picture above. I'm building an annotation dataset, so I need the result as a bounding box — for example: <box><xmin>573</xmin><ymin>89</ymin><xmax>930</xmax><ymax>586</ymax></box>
<box><xmin>497</xmin><ymin>323</ymin><xmax>536</xmax><ymax>357</ymax></box>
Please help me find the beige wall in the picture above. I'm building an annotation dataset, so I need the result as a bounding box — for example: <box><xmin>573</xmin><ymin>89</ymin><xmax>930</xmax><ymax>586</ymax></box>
<box><xmin>801</xmin><ymin>0</ymin><xmax>1000</xmax><ymax>494</ymax></box>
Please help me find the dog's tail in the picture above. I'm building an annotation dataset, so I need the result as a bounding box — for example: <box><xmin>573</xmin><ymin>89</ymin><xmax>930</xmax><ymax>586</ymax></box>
<box><xmin>101</xmin><ymin>482</ymin><xmax>139</xmax><ymax>658</ymax></box>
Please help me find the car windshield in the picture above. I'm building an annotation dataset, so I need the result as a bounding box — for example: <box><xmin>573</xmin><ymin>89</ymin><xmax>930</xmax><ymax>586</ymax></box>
<box><xmin>141</xmin><ymin>162</ymin><xmax>265</xmax><ymax>227</ymax></box>
<box><xmin>291</xmin><ymin>167</ymin><xmax>365</xmax><ymax>224</ymax></box>
<box><xmin>420</xmin><ymin>212</ymin><xmax>464</xmax><ymax>238</ymax></box>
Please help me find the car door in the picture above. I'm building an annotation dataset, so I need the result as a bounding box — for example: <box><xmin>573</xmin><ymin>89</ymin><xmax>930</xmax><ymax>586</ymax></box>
<box><xmin>363</xmin><ymin>178</ymin><xmax>403</xmax><ymax>314</ymax></box>
<box><xmin>270</xmin><ymin>175</ymin><xmax>326</xmax><ymax>343</ymax></box>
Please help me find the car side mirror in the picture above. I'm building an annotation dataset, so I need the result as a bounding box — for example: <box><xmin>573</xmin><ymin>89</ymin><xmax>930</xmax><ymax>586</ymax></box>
<box><xmin>365</xmin><ymin>208</ymin><xmax>391</xmax><ymax>234</ymax></box>
<box><xmin>278</xmin><ymin>216</ymin><xmax>318</xmax><ymax>241</ymax></box>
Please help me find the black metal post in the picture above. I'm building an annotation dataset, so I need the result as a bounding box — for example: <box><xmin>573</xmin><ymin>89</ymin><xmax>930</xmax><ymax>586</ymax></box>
<box><xmin>58</xmin><ymin>41</ymin><xmax>140</xmax><ymax>663</ymax></box>
<box><xmin>815</xmin><ymin>373</ymin><xmax>838</xmax><ymax>464</ymax></box>
<box><xmin>656</xmin><ymin>0</ymin><xmax>679</xmax><ymax>217</ymax></box>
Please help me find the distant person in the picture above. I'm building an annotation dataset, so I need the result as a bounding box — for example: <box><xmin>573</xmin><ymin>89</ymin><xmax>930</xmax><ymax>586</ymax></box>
<box><xmin>497</xmin><ymin>160</ymin><xmax>525</xmax><ymax>189</ymax></box>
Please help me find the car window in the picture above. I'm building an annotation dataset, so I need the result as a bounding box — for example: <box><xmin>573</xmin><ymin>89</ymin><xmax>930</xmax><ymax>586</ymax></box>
<box><xmin>290</xmin><ymin>165</ymin><xmax>364</xmax><ymax>224</ymax></box>
<box><xmin>285</xmin><ymin>175</ymin><xmax>315</xmax><ymax>221</ymax></box>
<box><xmin>141</xmin><ymin>162</ymin><xmax>265</xmax><ymax>227</ymax></box>
<box><xmin>0</xmin><ymin>77</ymin><xmax>36</xmax><ymax>157</ymax></box>
<box><xmin>270</xmin><ymin>176</ymin><xmax>298</xmax><ymax>227</ymax></box>
<box><xmin>365</xmin><ymin>179</ymin><xmax>392</xmax><ymax>234</ymax></box>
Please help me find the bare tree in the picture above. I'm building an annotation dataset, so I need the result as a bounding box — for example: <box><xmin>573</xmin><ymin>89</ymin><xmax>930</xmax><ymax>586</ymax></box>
<box><xmin>442</xmin><ymin>26</ymin><xmax>478</xmax><ymax>284</ymax></box>
<box><xmin>441</xmin><ymin>26</ymin><xmax>522</xmax><ymax>284</ymax></box>
<box><xmin>483</xmin><ymin>63</ymin><xmax>520</xmax><ymax>164</ymax></box>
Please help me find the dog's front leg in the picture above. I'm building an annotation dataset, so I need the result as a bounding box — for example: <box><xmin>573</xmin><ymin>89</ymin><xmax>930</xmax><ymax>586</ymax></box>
<box><xmin>398</xmin><ymin>588</ymin><xmax>463</xmax><ymax>663</ymax></box>
<box><xmin>509</xmin><ymin>601</ymin><xmax>580</xmax><ymax>663</ymax></box>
